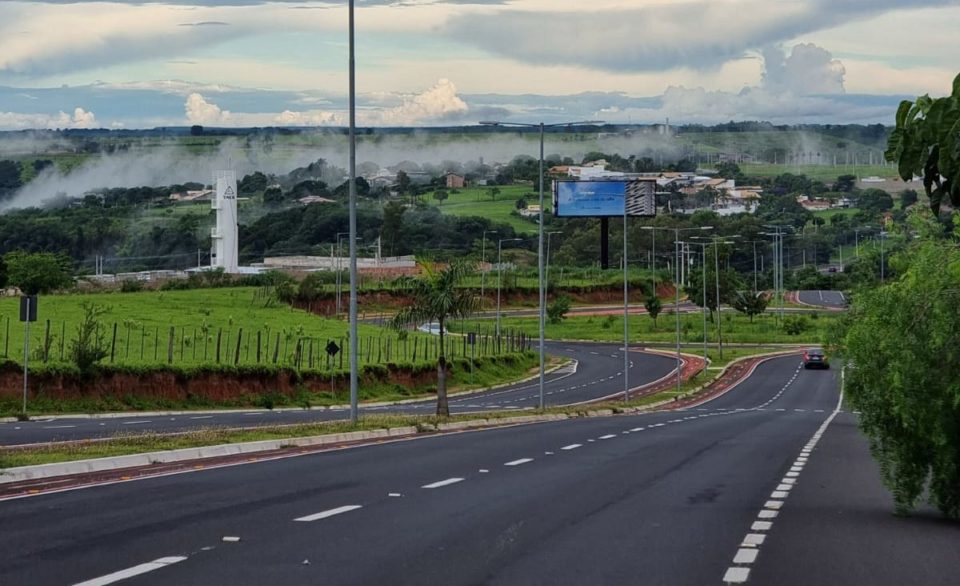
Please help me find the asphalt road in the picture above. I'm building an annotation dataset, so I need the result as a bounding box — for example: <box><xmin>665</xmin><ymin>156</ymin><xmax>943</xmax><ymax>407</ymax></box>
<box><xmin>0</xmin><ymin>342</ymin><xmax>676</xmax><ymax>446</ymax></box>
<box><xmin>797</xmin><ymin>290</ymin><xmax>847</xmax><ymax>309</ymax></box>
<box><xmin>6</xmin><ymin>355</ymin><xmax>952</xmax><ymax>585</ymax></box>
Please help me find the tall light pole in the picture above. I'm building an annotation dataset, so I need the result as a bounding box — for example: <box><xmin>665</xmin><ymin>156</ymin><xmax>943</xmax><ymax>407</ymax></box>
<box><xmin>693</xmin><ymin>235</ymin><xmax>739</xmax><ymax>360</ymax></box>
<box><xmin>879</xmin><ymin>230</ymin><xmax>888</xmax><ymax>282</ymax></box>
<box><xmin>347</xmin><ymin>0</ymin><xmax>359</xmax><ymax>423</ymax></box>
<box><xmin>480</xmin><ymin>120</ymin><xmax>601</xmax><ymax>410</ymax></box>
<box><xmin>480</xmin><ymin>229</ymin><xmax>497</xmax><ymax>307</ymax></box>
<box><xmin>496</xmin><ymin>237</ymin><xmax>521</xmax><ymax>339</ymax></box>
<box><xmin>546</xmin><ymin>230</ymin><xmax>562</xmax><ymax>291</ymax></box>
<box><xmin>682</xmin><ymin>241</ymin><xmax>709</xmax><ymax>371</ymax></box>
<box><xmin>643</xmin><ymin>225</ymin><xmax>713</xmax><ymax>393</ymax></box>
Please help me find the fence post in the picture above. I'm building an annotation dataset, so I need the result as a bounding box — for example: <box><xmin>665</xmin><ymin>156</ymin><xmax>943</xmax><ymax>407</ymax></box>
<box><xmin>61</xmin><ymin>321</ymin><xmax>66</xmax><ymax>361</ymax></box>
<box><xmin>41</xmin><ymin>319</ymin><xmax>50</xmax><ymax>362</ymax></box>
<box><xmin>154</xmin><ymin>326</ymin><xmax>159</xmax><ymax>361</ymax></box>
<box><xmin>256</xmin><ymin>330</ymin><xmax>262</xmax><ymax>363</ymax></box>
<box><xmin>235</xmin><ymin>328</ymin><xmax>243</xmax><ymax>365</ymax></box>
<box><xmin>167</xmin><ymin>326</ymin><xmax>175</xmax><ymax>364</ymax></box>
<box><xmin>273</xmin><ymin>333</ymin><xmax>281</xmax><ymax>364</ymax></box>
<box><xmin>110</xmin><ymin>322</ymin><xmax>117</xmax><ymax>363</ymax></box>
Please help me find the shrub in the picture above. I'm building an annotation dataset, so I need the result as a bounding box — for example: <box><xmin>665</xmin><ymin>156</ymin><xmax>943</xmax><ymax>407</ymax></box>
<box><xmin>547</xmin><ymin>295</ymin><xmax>572</xmax><ymax>324</ymax></box>
<box><xmin>69</xmin><ymin>302</ymin><xmax>109</xmax><ymax>372</ymax></box>
<box><xmin>120</xmin><ymin>279</ymin><xmax>144</xmax><ymax>293</ymax></box>
<box><xmin>782</xmin><ymin>315</ymin><xmax>809</xmax><ymax>336</ymax></box>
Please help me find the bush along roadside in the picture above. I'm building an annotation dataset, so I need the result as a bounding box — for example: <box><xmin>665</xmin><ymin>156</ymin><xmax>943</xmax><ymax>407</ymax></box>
<box><xmin>0</xmin><ymin>352</ymin><xmax>538</xmax><ymax>417</ymax></box>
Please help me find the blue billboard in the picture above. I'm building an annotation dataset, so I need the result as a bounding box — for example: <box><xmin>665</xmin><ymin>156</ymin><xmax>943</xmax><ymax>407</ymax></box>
<box><xmin>554</xmin><ymin>180</ymin><xmax>656</xmax><ymax>217</ymax></box>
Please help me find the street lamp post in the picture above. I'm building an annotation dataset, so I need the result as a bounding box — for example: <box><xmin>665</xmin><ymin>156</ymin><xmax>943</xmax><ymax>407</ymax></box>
<box><xmin>643</xmin><ymin>225</ymin><xmax>713</xmax><ymax>394</ymax></box>
<box><xmin>879</xmin><ymin>230</ymin><xmax>888</xmax><ymax>282</ymax></box>
<box><xmin>347</xmin><ymin>0</ymin><xmax>359</xmax><ymax>423</ymax></box>
<box><xmin>546</xmin><ymin>231</ymin><xmax>562</xmax><ymax>291</ymax></box>
<box><xmin>480</xmin><ymin>120</ymin><xmax>601</xmax><ymax>410</ymax></box>
<box><xmin>693</xmin><ymin>235</ymin><xmax>739</xmax><ymax>360</ymax></box>
<box><xmin>496</xmin><ymin>237</ymin><xmax>521</xmax><ymax>339</ymax></box>
<box><xmin>682</xmin><ymin>241</ymin><xmax>710</xmax><ymax>371</ymax></box>
<box><xmin>480</xmin><ymin>229</ymin><xmax>497</xmax><ymax>307</ymax></box>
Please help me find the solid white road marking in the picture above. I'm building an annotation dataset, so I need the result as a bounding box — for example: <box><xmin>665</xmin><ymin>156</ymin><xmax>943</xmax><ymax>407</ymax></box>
<box><xmin>121</xmin><ymin>420</ymin><xmax>152</xmax><ymax>425</ymax></box>
<box><xmin>43</xmin><ymin>425</ymin><xmax>76</xmax><ymax>429</ymax></box>
<box><xmin>561</xmin><ymin>444</ymin><xmax>582</xmax><ymax>450</ymax></box>
<box><xmin>294</xmin><ymin>505</ymin><xmax>363</xmax><ymax>522</ymax></box>
<box><xmin>73</xmin><ymin>556</ymin><xmax>188</xmax><ymax>586</ymax></box>
<box><xmin>504</xmin><ymin>458</ymin><xmax>534</xmax><ymax>466</ymax></box>
<box><xmin>723</xmin><ymin>567</ymin><xmax>751</xmax><ymax>583</ymax></box>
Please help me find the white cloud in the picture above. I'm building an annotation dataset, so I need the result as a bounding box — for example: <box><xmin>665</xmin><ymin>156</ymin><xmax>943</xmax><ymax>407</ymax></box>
<box><xmin>364</xmin><ymin>79</ymin><xmax>468</xmax><ymax>126</ymax></box>
<box><xmin>185</xmin><ymin>93</ymin><xmax>231</xmax><ymax>125</ymax></box>
<box><xmin>0</xmin><ymin>106</ymin><xmax>97</xmax><ymax>130</ymax></box>
<box><xmin>445</xmin><ymin>0</ymin><xmax>953</xmax><ymax>73</ymax></box>
<box><xmin>181</xmin><ymin>79</ymin><xmax>467</xmax><ymax>127</ymax></box>
<box><xmin>762</xmin><ymin>43</ymin><xmax>845</xmax><ymax>95</ymax></box>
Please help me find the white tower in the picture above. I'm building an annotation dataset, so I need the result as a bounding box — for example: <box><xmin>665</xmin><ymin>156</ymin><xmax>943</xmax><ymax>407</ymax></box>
<box><xmin>211</xmin><ymin>170</ymin><xmax>239</xmax><ymax>273</ymax></box>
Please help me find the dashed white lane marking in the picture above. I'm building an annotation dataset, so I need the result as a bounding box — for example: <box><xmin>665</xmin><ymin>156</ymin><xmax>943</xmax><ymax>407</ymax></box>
<box><xmin>73</xmin><ymin>556</ymin><xmax>188</xmax><ymax>586</ymax></box>
<box><xmin>723</xmin><ymin>567</ymin><xmax>751</xmax><ymax>584</ymax></box>
<box><xmin>222</xmin><ymin>536</ymin><xmax>240</xmax><ymax>542</ymax></box>
<box><xmin>598</xmin><ymin>434</ymin><xmax>617</xmax><ymax>440</ymax></box>
<box><xmin>42</xmin><ymin>425</ymin><xmax>76</xmax><ymax>429</ymax></box>
<box><xmin>561</xmin><ymin>444</ymin><xmax>582</xmax><ymax>450</ymax></box>
<box><xmin>388</xmin><ymin>493</ymin><xmax>402</xmax><ymax>497</ymax></box>
<box><xmin>479</xmin><ymin>469</ymin><xmax>489</xmax><ymax>473</ymax></box>
<box><xmin>121</xmin><ymin>420</ymin><xmax>151</xmax><ymax>425</ymax></box>
<box><xmin>630</xmin><ymin>427</ymin><xmax>645</xmax><ymax>432</ymax></box>
<box><xmin>190</xmin><ymin>416</ymin><xmax>213</xmax><ymax>420</ymax></box>
<box><xmin>724</xmin><ymin>382</ymin><xmax>845</xmax><ymax>584</ymax></box>
<box><xmin>504</xmin><ymin>458</ymin><xmax>534</xmax><ymax>466</ymax></box>
<box><xmin>294</xmin><ymin>505</ymin><xmax>363</xmax><ymax>522</ymax></box>
<box><xmin>733</xmin><ymin>548</ymin><xmax>759</xmax><ymax>564</ymax></box>
<box><xmin>422</xmin><ymin>478</ymin><xmax>465</xmax><ymax>489</ymax></box>
<box><xmin>243</xmin><ymin>413</ymin><xmax>263</xmax><ymax>416</ymax></box>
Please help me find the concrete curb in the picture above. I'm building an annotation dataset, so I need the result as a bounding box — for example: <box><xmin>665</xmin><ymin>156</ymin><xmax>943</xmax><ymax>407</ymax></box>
<box><xmin>0</xmin><ymin>358</ymin><xmax>573</xmax><ymax>424</ymax></box>
<box><xmin>0</xmin><ymin>415</ymin><xmax>579</xmax><ymax>485</ymax></box>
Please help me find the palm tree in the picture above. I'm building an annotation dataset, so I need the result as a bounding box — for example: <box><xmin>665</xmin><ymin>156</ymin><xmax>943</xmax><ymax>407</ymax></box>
<box><xmin>391</xmin><ymin>261</ymin><xmax>479</xmax><ymax>416</ymax></box>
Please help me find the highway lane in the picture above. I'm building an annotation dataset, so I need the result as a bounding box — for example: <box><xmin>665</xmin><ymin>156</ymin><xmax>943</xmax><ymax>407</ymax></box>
<box><xmin>797</xmin><ymin>289</ymin><xmax>846</xmax><ymax>309</ymax></box>
<box><xmin>0</xmin><ymin>342</ymin><xmax>675</xmax><ymax>446</ymax></box>
<box><xmin>0</xmin><ymin>355</ymin><xmax>885</xmax><ymax>586</ymax></box>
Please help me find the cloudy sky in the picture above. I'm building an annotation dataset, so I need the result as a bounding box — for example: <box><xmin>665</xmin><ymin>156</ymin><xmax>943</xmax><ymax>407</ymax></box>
<box><xmin>0</xmin><ymin>0</ymin><xmax>958</xmax><ymax>129</ymax></box>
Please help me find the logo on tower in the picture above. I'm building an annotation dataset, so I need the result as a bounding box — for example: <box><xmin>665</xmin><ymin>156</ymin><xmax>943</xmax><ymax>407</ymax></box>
<box><xmin>223</xmin><ymin>185</ymin><xmax>236</xmax><ymax>199</ymax></box>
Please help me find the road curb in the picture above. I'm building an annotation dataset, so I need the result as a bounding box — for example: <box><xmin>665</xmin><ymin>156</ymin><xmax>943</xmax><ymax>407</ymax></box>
<box><xmin>0</xmin><ymin>414</ymin><xmax>581</xmax><ymax>486</ymax></box>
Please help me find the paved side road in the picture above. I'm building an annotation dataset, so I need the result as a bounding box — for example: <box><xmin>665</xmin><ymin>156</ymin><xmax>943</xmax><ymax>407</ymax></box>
<box><xmin>748</xmin><ymin>411</ymin><xmax>960</xmax><ymax>585</ymax></box>
<box><xmin>0</xmin><ymin>342</ymin><xmax>675</xmax><ymax>446</ymax></box>
<box><xmin>797</xmin><ymin>290</ymin><xmax>846</xmax><ymax>309</ymax></box>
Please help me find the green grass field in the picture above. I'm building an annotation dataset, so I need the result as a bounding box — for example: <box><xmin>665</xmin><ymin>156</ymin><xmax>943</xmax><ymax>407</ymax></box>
<box><xmin>454</xmin><ymin>310</ymin><xmax>835</xmax><ymax>345</ymax></box>
<box><xmin>434</xmin><ymin>185</ymin><xmax>543</xmax><ymax>234</ymax></box>
<box><xmin>0</xmin><ymin>287</ymin><xmax>444</xmax><ymax>369</ymax></box>
<box><xmin>739</xmin><ymin>163</ymin><xmax>897</xmax><ymax>182</ymax></box>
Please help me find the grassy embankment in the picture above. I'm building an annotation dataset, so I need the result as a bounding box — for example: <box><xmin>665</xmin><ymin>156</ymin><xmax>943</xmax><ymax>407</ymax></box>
<box><xmin>0</xmin><ymin>287</ymin><xmax>536</xmax><ymax>415</ymax></box>
<box><xmin>454</xmin><ymin>310</ymin><xmax>836</xmax><ymax>345</ymax></box>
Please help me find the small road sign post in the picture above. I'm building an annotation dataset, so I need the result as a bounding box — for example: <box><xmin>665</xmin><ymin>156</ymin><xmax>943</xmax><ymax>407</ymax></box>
<box><xmin>468</xmin><ymin>332</ymin><xmax>477</xmax><ymax>385</ymax></box>
<box><xmin>20</xmin><ymin>295</ymin><xmax>37</xmax><ymax>416</ymax></box>
<box><xmin>326</xmin><ymin>341</ymin><xmax>341</xmax><ymax>393</ymax></box>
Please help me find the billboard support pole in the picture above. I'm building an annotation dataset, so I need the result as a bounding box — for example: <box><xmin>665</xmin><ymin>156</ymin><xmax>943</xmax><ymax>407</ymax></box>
<box><xmin>623</xmin><ymin>204</ymin><xmax>629</xmax><ymax>402</ymax></box>
<box><xmin>600</xmin><ymin>217</ymin><xmax>610</xmax><ymax>270</ymax></box>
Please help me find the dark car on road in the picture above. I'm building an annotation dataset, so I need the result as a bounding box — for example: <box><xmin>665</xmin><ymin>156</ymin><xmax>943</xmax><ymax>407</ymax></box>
<box><xmin>802</xmin><ymin>348</ymin><xmax>829</xmax><ymax>369</ymax></box>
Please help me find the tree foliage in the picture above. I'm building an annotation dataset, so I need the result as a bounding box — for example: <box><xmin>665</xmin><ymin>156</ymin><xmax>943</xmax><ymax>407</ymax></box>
<box><xmin>547</xmin><ymin>295</ymin><xmax>571</xmax><ymax>324</ymax></box>
<box><xmin>644</xmin><ymin>294</ymin><xmax>662</xmax><ymax>327</ymax></box>
<box><xmin>391</xmin><ymin>262</ymin><xmax>479</xmax><ymax>416</ymax></box>
<box><xmin>731</xmin><ymin>290</ymin><xmax>768</xmax><ymax>322</ymax></box>
<box><xmin>838</xmin><ymin>236</ymin><xmax>960</xmax><ymax>518</ymax></box>
<box><xmin>4</xmin><ymin>251</ymin><xmax>73</xmax><ymax>294</ymax></box>
<box><xmin>885</xmin><ymin>72</ymin><xmax>960</xmax><ymax>215</ymax></box>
